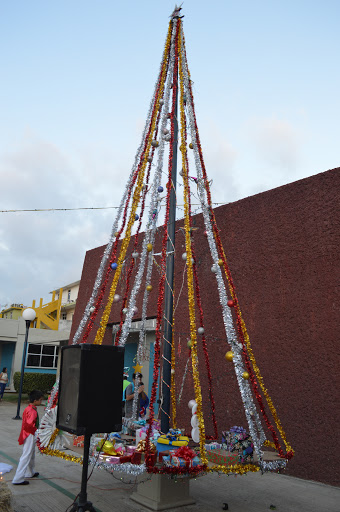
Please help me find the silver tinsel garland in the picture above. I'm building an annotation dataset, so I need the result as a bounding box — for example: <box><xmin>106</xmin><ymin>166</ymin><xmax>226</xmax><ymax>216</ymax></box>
<box><xmin>71</xmin><ymin>21</ymin><xmax>175</xmax><ymax>347</ymax></box>
<box><xmin>119</xmin><ymin>19</ymin><xmax>178</xmax><ymax>420</ymax></box>
<box><xmin>179</xmin><ymin>24</ymin><xmax>270</xmax><ymax>466</ymax></box>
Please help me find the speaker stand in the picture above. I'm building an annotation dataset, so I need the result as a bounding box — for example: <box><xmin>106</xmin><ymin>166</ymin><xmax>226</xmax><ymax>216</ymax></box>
<box><xmin>70</xmin><ymin>431</ymin><xmax>96</xmax><ymax>512</ymax></box>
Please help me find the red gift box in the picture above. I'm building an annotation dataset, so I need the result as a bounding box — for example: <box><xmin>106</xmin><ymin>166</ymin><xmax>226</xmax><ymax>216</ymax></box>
<box><xmin>206</xmin><ymin>449</ymin><xmax>238</xmax><ymax>466</ymax></box>
<box><xmin>131</xmin><ymin>451</ymin><xmax>142</xmax><ymax>464</ymax></box>
<box><xmin>73</xmin><ymin>435</ymin><xmax>84</xmax><ymax>447</ymax></box>
<box><xmin>119</xmin><ymin>455</ymin><xmax>132</xmax><ymax>464</ymax></box>
<box><xmin>145</xmin><ymin>453</ymin><xmax>157</xmax><ymax>467</ymax></box>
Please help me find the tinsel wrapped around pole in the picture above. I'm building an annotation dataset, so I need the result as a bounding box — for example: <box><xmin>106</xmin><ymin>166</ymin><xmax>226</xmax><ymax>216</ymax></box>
<box><xmin>161</xmin><ymin>12</ymin><xmax>179</xmax><ymax>436</ymax></box>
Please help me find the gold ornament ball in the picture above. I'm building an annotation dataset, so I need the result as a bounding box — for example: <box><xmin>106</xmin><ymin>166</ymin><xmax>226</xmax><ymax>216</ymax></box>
<box><xmin>114</xmin><ymin>232</ymin><xmax>119</xmax><ymax>237</ymax></box>
<box><xmin>146</xmin><ymin>285</ymin><xmax>153</xmax><ymax>292</ymax></box>
<box><xmin>242</xmin><ymin>371</ymin><xmax>250</xmax><ymax>380</ymax></box>
<box><xmin>225</xmin><ymin>351</ymin><xmax>234</xmax><ymax>362</ymax></box>
<box><xmin>189</xmin><ymin>142</ymin><xmax>194</xmax><ymax>149</ymax></box>
<box><xmin>218</xmin><ymin>259</ymin><xmax>223</xmax><ymax>266</ymax></box>
<box><xmin>147</xmin><ymin>243</ymin><xmax>153</xmax><ymax>252</ymax></box>
<box><xmin>187</xmin><ymin>340</ymin><xmax>192</xmax><ymax>349</ymax></box>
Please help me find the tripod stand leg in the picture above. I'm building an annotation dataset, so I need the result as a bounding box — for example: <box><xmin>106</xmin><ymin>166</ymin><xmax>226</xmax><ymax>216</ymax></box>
<box><xmin>70</xmin><ymin>431</ymin><xmax>98</xmax><ymax>511</ymax></box>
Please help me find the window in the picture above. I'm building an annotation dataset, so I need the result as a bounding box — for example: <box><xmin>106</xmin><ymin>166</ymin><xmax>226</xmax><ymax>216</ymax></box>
<box><xmin>67</xmin><ymin>289</ymin><xmax>71</xmax><ymax>302</ymax></box>
<box><xmin>26</xmin><ymin>344</ymin><xmax>58</xmax><ymax>369</ymax></box>
<box><xmin>62</xmin><ymin>312</ymin><xmax>67</xmax><ymax>320</ymax></box>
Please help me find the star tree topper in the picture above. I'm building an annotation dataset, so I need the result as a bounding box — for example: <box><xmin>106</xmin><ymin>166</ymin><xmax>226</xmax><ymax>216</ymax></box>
<box><xmin>133</xmin><ymin>363</ymin><xmax>143</xmax><ymax>374</ymax></box>
<box><xmin>170</xmin><ymin>4</ymin><xmax>184</xmax><ymax>20</ymax></box>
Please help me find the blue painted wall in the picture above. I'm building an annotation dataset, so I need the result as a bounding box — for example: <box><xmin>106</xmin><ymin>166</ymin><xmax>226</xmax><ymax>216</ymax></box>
<box><xmin>124</xmin><ymin>342</ymin><xmax>137</xmax><ymax>382</ymax></box>
<box><xmin>0</xmin><ymin>342</ymin><xmax>15</xmax><ymax>385</ymax></box>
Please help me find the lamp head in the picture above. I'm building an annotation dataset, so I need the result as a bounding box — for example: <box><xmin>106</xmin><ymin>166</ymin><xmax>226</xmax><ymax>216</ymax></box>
<box><xmin>22</xmin><ymin>308</ymin><xmax>36</xmax><ymax>322</ymax></box>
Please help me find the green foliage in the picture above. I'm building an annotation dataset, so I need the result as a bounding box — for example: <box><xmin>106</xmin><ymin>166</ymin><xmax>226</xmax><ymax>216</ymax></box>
<box><xmin>13</xmin><ymin>372</ymin><xmax>56</xmax><ymax>394</ymax></box>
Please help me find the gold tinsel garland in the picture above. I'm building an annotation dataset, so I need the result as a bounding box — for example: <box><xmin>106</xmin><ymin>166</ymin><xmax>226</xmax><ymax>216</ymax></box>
<box><xmin>207</xmin><ymin>463</ymin><xmax>260</xmax><ymax>475</ymax></box>
<box><xmin>38</xmin><ymin>445</ymin><xmax>83</xmax><ymax>464</ymax></box>
<box><xmin>47</xmin><ymin>428</ymin><xmax>59</xmax><ymax>448</ymax></box>
<box><xmin>178</xmin><ymin>24</ymin><xmax>207</xmax><ymax>467</ymax></box>
<box><xmin>94</xmin><ymin>21</ymin><xmax>173</xmax><ymax>346</ymax></box>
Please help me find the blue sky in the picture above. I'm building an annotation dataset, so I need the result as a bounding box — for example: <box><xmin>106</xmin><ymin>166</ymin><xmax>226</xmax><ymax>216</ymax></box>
<box><xmin>0</xmin><ymin>0</ymin><xmax>339</xmax><ymax>306</ymax></box>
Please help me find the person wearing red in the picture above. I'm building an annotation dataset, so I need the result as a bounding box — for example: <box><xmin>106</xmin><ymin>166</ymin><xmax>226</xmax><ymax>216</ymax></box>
<box><xmin>12</xmin><ymin>389</ymin><xmax>44</xmax><ymax>485</ymax></box>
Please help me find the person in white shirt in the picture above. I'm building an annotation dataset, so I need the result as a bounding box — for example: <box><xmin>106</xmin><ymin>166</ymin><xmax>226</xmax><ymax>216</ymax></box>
<box><xmin>0</xmin><ymin>367</ymin><xmax>8</xmax><ymax>400</ymax></box>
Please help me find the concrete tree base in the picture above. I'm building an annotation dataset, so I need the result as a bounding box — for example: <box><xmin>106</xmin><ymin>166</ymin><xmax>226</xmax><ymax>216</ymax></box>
<box><xmin>131</xmin><ymin>474</ymin><xmax>195</xmax><ymax>511</ymax></box>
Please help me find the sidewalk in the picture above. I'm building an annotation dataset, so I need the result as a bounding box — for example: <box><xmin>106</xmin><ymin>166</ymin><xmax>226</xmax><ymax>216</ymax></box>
<box><xmin>1</xmin><ymin>401</ymin><xmax>339</xmax><ymax>512</ymax></box>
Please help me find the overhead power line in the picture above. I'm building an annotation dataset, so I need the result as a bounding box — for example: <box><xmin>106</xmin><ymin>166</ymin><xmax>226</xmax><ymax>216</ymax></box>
<box><xmin>0</xmin><ymin>203</ymin><xmax>226</xmax><ymax>214</ymax></box>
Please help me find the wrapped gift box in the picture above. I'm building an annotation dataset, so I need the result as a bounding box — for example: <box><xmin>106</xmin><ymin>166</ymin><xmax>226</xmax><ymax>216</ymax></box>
<box><xmin>222</xmin><ymin>427</ymin><xmax>254</xmax><ymax>463</ymax></box>
<box><xmin>107</xmin><ymin>456</ymin><xmax>121</xmax><ymax>464</ymax></box>
<box><xmin>131</xmin><ymin>451</ymin><xmax>142</xmax><ymax>464</ymax></box>
<box><xmin>205</xmin><ymin>449</ymin><xmax>238</xmax><ymax>466</ymax></box>
<box><xmin>205</xmin><ymin>442</ymin><xmax>222</xmax><ymax>450</ymax></box>
<box><xmin>135</xmin><ymin>428</ymin><xmax>147</xmax><ymax>445</ymax></box>
<box><xmin>73</xmin><ymin>435</ymin><xmax>84</xmax><ymax>447</ymax></box>
<box><xmin>222</xmin><ymin>427</ymin><xmax>248</xmax><ymax>450</ymax></box>
<box><xmin>170</xmin><ymin>454</ymin><xmax>200</xmax><ymax>468</ymax></box>
<box><xmin>115</xmin><ymin>443</ymin><xmax>126</xmax><ymax>454</ymax></box>
<box><xmin>145</xmin><ymin>453</ymin><xmax>157</xmax><ymax>467</ymax></box>
<box><xmin>98</xmin><ymin>454</ymin><xmax>111</xmax><ymax>462</ymax></box>
<box><xmin>158</xmin><ymin>451</ymin><xmax>170</xmax><ymax>462</ymax></box>
<box><xmin>119</xmin><ymin>455</ymin><xmax>132</xmax><ymax>464</ymax></box>
<box><xmin>156</xmin><ymin>433</ymin><xmax>189</xmax><ymax>453</ymax></box>
<box><xmin>161</xmin><ymin>455</ymin><xmax>171</xmax><ymax>465</ymax></box>
<box><xmin>125</xmin><ymin>445</ymin><xmax>136</xmax><ymax>455</ymax></box>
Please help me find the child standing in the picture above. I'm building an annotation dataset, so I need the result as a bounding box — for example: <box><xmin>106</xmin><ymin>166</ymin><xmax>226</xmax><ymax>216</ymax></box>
<box><xmin>0</xmin><ymin>367</ymin><xmax>8</xmax><ymax>400</ymax></box>
<box><xmin>12</xmin><ymin>389</ymin><xmax>44</xmax><ymax>485</ymax></box>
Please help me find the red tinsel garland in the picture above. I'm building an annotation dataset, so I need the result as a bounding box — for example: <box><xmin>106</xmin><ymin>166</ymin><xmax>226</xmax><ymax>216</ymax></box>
<box><xmin>184</xmin><ymin>53</ymin><xmax>290</xmax><ymax>458</ymax></box>
<box><xmin>115</xmin><ymin>107</ymin><xmax>162</xmax><ymax>344</ymax></box>
<box><xmin>80</xmin><ymin>37</ymin><xmax>172</xmax><ymax>345</ymax></box>
<box><xmin>179</xmin><ymin>81</ymin><xmax>218</xmax><ymax>441</ymax></box>
<box><xmin>148</xmin><ymin>464</ymin><xmax>207</xmax><ymax>476</ymax></box>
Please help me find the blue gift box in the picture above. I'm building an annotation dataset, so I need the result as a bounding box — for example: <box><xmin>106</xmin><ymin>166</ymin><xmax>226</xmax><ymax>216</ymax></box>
<box><xmin>170</xmin><ymin>455</ymin><xmax>200</xmax><ymax>467</ymax></box>
<box><xmin>156</xmin><ymin>441</ymin><xmax>178</xmax><ymax>453</ymax></box>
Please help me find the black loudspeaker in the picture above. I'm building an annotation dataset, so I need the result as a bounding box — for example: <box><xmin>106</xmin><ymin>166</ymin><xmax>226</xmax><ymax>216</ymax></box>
<box><xmin>57</xmin><ymin>344</ymin><xmax>124</xmax><ymax>435</ymax></box>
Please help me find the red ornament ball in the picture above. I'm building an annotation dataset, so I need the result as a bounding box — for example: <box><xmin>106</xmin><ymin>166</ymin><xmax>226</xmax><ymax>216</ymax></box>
<box><xmin>227</xmin><ymin>300</ymin><xmax>234</xmax><ymax>308</ymax></box>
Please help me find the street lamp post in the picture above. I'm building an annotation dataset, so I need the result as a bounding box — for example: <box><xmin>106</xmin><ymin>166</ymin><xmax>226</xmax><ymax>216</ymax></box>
<box><xmin>13</xmin><ymin>308</ymin><xmax>36</xmax><ymax>420</ymax></box>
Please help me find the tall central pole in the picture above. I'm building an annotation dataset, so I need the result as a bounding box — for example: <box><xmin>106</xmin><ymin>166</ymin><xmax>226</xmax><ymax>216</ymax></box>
<box><xmin>161</xmin><ymin>19</ymin><xmax>179</xmax><ymax>434</ymax></box>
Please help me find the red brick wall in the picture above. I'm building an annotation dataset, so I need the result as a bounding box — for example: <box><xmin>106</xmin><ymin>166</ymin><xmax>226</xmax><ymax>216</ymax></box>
<box><xmin>71</xmin><ymin>168</ymin><xmax>340</xmax><ymax>486</ymax></box>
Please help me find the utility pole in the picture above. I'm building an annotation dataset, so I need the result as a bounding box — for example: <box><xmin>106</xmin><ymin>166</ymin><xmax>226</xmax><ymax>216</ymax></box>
<box><xmin>161</xmin><ymin>16</ymin><xmax>179</xmax><ymax>435</ymax></box>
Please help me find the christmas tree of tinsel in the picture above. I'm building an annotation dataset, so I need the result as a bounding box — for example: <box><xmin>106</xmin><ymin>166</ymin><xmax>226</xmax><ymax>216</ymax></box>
<box><xmin>37</xmin><ymin>6</ymin><xmax>294</xmax><ymax>477</ymax></box>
